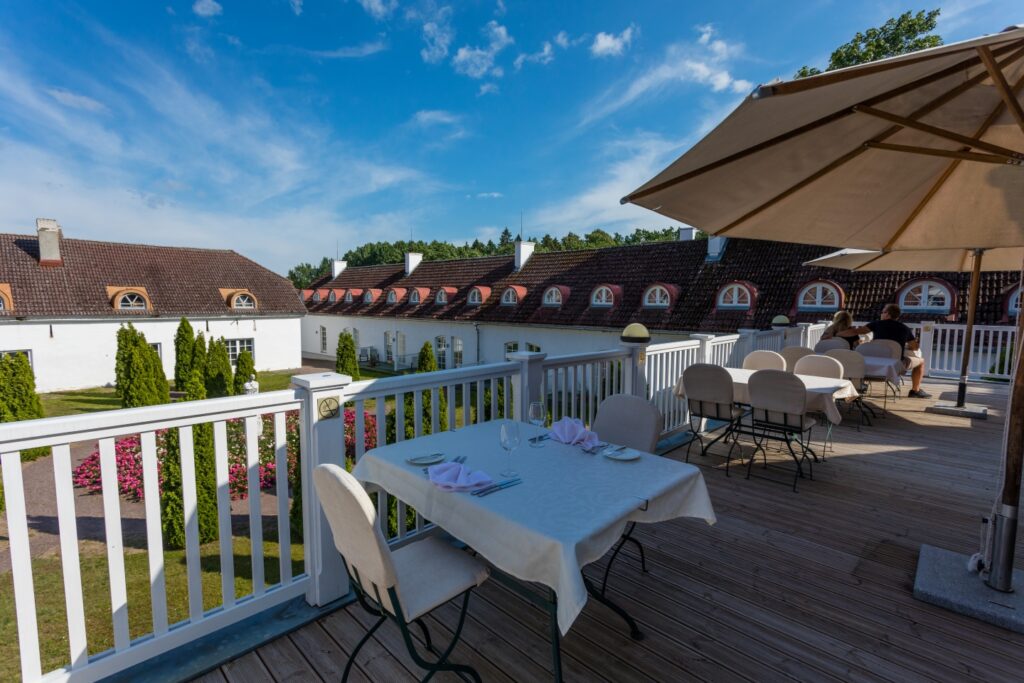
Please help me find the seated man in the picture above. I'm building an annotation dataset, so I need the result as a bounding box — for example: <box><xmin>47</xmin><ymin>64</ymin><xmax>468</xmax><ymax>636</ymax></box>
<box><xmin>853</xmin><ymin>303</ymin><xmax>930</xmax><ymax>398</ymax></box>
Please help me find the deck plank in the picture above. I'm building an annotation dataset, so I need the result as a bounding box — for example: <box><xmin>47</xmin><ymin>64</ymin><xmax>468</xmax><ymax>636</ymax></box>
<box><xmin>217</xmin><ymin>379</ymin><xmax>1024</xmax><ymax>682</ymax></box>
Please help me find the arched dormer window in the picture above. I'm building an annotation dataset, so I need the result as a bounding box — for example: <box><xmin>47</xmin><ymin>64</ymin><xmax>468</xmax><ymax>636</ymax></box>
<box><xmin>436</xmin><ymin>289</ymin><xmax>448</xmax><ymax>305</ymax></box>
<box><xmin>1008</xmin><ymin>287</ymin><xmax>1021</xmax><ymax>317</ymax></box>
<box><xmin>543</xmin><ymin>287</ymin><xmax>562</xmax><ymax>307</ymax></box>
<box><xmin>118</xmin><ymin>292</ymin><xmax>148</xmax><ymax>310</ymax></box>
<box><xmin>312</xmin><ymin>291</ymin><xmax>321</xmax><ymax>303</ymax></box>
<box><xmin>899</xmin><ymin>280</ymin><xmax>952</xmax><ymax>313</ymax></box>
<box><xmin>591</xmin><ymin>285</ymin><xmax>614</xmax><ymax>308</ymax></box>
<box><xmin>328</xmin><ymin>290</ymin><xmax>336</xmax><ymax>303</ymax></box>
<box><xmin>0</xmin><ymin>284</ymin><xmax>11</xmax><ymax>312</ymax></box>
<box><xmin>717</xmin><ymin>283</ymin><xmax>752</xmax><ymax>310</ymax></box>
<box><xmin>363</xmin><ymin>290</ymin><xmax>374</xmax><ymax>304</ymax></box>
<box><xmin>501</xmin><ymin>287</ymin><xmax>521</xmax><ymax>306</ymax></box>
<box><xmin>410</xmin><ymin>289</ymin><xmax>421</xmax><ymax>304</ymax></box>
<box><xmin>797</xmin><ymin>282</ymin><xmax>840</xmax><ymax>311</ymax></box>
<box><xmin>386</xmin><ymin>290</ymin><xmax>397</xmax><ymax>304</ymax></box>
<box><xmin>643</xmin><ymin>285</ymin><xmax>671</xmax><ymax>309</ymax></box>
<box><xmin>468</xmin><ymin>289</ymin><xmax>482</xmax><ymax>305</ymax></box>
<box><xmin>344</xmin><ymin>291</ymin><xmax>353</xmax><ymax>303</ymax></box>
<box><xmin>231</xmin><ymin>292</ymin><xmax>257</xmax><ymax>309</ymax></box>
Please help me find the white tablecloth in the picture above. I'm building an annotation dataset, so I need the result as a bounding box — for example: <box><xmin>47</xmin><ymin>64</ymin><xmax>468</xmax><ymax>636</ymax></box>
<box><xmin>351</xmin><ymin>420</ymin><xmax>716</xmax><ymax>634</ymax></box>
<box><xmin>674</xmin><ymin>367</ymin><xmax>858</xmax><ymax>424</ymax></box>
<box><xmin>862</xmin><ymin>356</ymin><xmax>904</xmax><ymax>384</ymax></box>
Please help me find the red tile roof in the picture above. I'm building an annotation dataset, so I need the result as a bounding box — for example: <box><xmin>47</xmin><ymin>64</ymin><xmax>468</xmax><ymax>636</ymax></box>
<box><xmin>0</xmin><ymin>233</ymin><xmax>305</xmax><ymax>319</ymax></box>
<box><xmin>305</xmin><ymin>239</ymin><xmax>1021</xmax><ymax>332</ymax></box>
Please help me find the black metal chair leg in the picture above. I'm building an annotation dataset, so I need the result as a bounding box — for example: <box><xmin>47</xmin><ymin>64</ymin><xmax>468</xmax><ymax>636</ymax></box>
<box><xmin>399</xmin><ymin>591</ymin><xmax>481</xmax><ymax>683</ymax></box>
<box><xmin>343</xmin><ymin>614</ymin><xmax>386</xmax><ymax>682</ymax></box>
<box><xmin>413</xmin><ymin>617</ymin><xmax>435</xmax><ymax>653</ymax></box>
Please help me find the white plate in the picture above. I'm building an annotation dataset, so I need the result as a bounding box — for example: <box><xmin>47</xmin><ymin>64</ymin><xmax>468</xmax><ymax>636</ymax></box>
<box><xmin>406</xmin><ymin>453</ymin><xmax>445</xmax><ymax>466</ymax></box>
<box><xmin>603</xmin><ymin>448</ymin><xmax>641</xmax><ymax>461</ymax></box>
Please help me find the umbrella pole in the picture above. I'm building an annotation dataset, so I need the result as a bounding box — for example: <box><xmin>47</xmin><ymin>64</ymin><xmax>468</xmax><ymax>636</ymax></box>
<box><xmin>956</xmin><ymin>250</ymin><xmax>984</xmax><ymax>408</ymax></box>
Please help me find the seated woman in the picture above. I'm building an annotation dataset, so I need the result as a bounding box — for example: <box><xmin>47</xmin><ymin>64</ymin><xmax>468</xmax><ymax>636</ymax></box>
<box><xmin>820</xmin><ymin>310</ymin><xmax>861</xmax><ymax>349</ymax></box>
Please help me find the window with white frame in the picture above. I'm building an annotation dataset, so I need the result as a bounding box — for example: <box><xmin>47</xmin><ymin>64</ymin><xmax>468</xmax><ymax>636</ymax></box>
<box><xmin>435</xmin><ymin>335</ymin><xmax>449</xmax><ymax>369</ymax></box>
<box><xmin>591</xmin><ymin>286</ymin><xmax>614</xmax><ymax>307</ymax></box>
<box><xmin>410</xmin><ymin>289</ymin><xmax>421</xmax><ymax>304</ymax></box>
<box><xmin>1009</xmin><ymin>287</ymin><xmax>1021</xmax><ymax>317</ymax></box>
<box><xmin>363</xmin><ymin>291</ymin><xmax>374</xmax><ymax>303</ymax></box>
<box><xmin>225</xmin><ymin>338</ymin><xmax>255</xmax><ymax>365</ymax></box>
<box><xmin>468</xmin><ymin>288</ymin><xmax>483</xmax><ymax>305</ymax></box>
<box><xmin>900</xmin><ymin>280</ymin><xmax>952</xmax><ymax>312</ymax></box>
<box><xmin>320</xmin><ymin>326</ymin><xmax>328</xmax><ymax>353</ymax></box>
<box><xmin>0</xmin><ymin>349</ymin><xmax>33</xmax><ymax>368</ymax></box>
<box><xmin>643</xmin><ymin>285</ymin><xmax>671</xmax><ymax>308</ymax></box>
<box><xmin>501</xmin><ymin>288</ymin><xmax>519</xmax><ymax>306</ymax></box>
<box><xmin>386</xmin><ymin>290</ymin><xmax>397</xmax><ymax>304</ymax></box>
<box><xmin>344</xmin><ymin>291</ymin><xmax>353</xmax><ymax>303</ymax></box>
<box><xmin>543</xmin><ymin>287</ymin><xmax>562</xmax><ymax>306</ymax></box>
<box><xmin>385</xmin><ymin>331</ymin><xmax>394</xmax><ymax>362</ymax></box>
<box><xmin>232</xmin><ymin>293</ymin><xmax>256</xmax><ymax>309</ymax></box>
<box><xmin>150</xmin><ymin>342</ymin><xmax>162</xmax><ymax>359</ymax></box>
<box><xmin>436</xmin><ymin>289</ymin><xmax>448</xmax><ymax>304</ymax></box>
<box><xmin>526</xmin><ymin>343</ymin><xmax>541</xmax><ymax>352</ymax></box>
<box><xmin>453</xmin><ymin>337</ymin><xmax>464</xmax><ymax>367</ymax></box>
<box><xmin>118</xmin><ymin>292</ymin><xmax>147</xmax><ymax>310</ymax></box>
<box><xmin>797</xmin><ymin>282</ymin><xmax>840</xmax><ymax>311</ymax></box>
<box><xmin>717</xmin><ymin>283</ymin><xmax>751</xmax><ymax>309</ymax></box>
<box><xmin>312</xmin><ymin>291</ymin><xmax>321</xmax><ymax>303</ymax></box>
<box><xmin>504</xmin><ymin>341</ymin><xmax>519</xmax><ymax>358</ymax></box>
<box><xmin>0</xmin><ymin>296</ymin><xmax>5</xmax><ymax>311</ymax></box>
<box><xmin>328</xmin><ymin>290</ymin><xmax>336</xmax><ymax>303</ymax></box>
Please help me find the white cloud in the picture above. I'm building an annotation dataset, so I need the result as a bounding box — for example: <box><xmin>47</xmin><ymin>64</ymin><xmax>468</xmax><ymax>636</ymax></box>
<box><xmin>452</xmin><ymin>20</ymin><xmax>513</xmax><ymax>79</ymax></box>
<box><xmin>356</xmin><ymin>0</ymin><xmax>397</xmax><ymax>20</ymax></box>
<box><xmin>302</xmin><ymin>40</ymin><xmax>389</xmax><ymax>59</ymax></box>
<box><xmin>514</xmin><ymin>41</ymin><xmax>553</xmax><ymax>70</ymax></box>
<box><xmin>581</xmin><ymin>25</ymin><xmax>752</xmax><ymax>126</ymax></box>
<box><xmin>412</xmin><ymin>109</ymin><xmax>460</xmax><ymax>126</ymax></box>
<box><xmin>494</xmin><ymin>0</ymin><xmax>506</xmax><ymax>16</ymax></box>
<box><xmin>45</xmin><ymin>88</ymin><xmax>106</xmax><ymax>112</ymax></box>
<box><xmin>192</xmin><ymin>0</ymin><xmax>222</xmax><ymax>18</ymax></box>
<box><xmin>478</xmin><ymin>82</ymin><xmax>499</xmax><ymax>96</ymax></box>
<box><xmin>409</xmin><ymin>108</ymin><xmax>468</xmax><ymax>144</ymax></box>
<box><xmin>590</xmin><ymin>25</ymin><xmax>634</xmax><ymax>58</ymax></box>
<box><xmin>474</xmin><ymin>225</ymin><xmax>500</xmax><ymax>241</ymax></box>
<box><xmin>419</xmin><ymin>5</ymin><xmax>454</xmax><ymax>64</ymax></box>
<box><xmin>289</xmin><ymin>0</ymin><xmax>303</xmax><ymax>16</ymax></box>
<box><xmin>476</xmin><ymin>191</ymin><xmax>503</xmax><ymax>199</ymax></box>
<box><xmin>554</xmin><ymin>31</ymin><xmax>569</xmax><ymax>49</ymax></box>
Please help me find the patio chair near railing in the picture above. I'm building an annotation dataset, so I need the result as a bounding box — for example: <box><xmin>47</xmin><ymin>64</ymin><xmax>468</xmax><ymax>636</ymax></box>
<box><xmin>680</xmin><ymin>364</ymin><xmax>744</xmax><ymax>474</ymax></box>
<box><xmin>793</xmin><ymin>355</ymin><xmax>844</xmax><ymax>456</ymax></box>
<box><xmin>813</xmin><ymin>338</ymin><xmax>850</xmax><ymax>353</ymax></box>
<box><xmin>858</xmin><ymin>340</ymin><xmax>902</xmax><ymax>413</ymax></box>
<box><xmin>780</xmin><ymin>346</ymin><xmax>814</xmax><ymax>372</ymax></box>
<box><xmin>825</xmin><ymin>349</ymin><xmax>874</xmax><ymax>427</ymax></box>
<box><xmin>313</xmin><ymin>464</ymin><xmax>490</xmax><ymax>683</ymax></box>
<box><xmin>742</xmin><ymin>350</ymin><xmax>786</xmax><ymax>371</ymax></box>
<box><xmin>746</xmin><ymin>370</ymin><xmax>816</xmax><ymax>492</ymax></box>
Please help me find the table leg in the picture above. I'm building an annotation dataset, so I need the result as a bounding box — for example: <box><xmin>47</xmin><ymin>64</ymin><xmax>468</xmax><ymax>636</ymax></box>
<box><xmin>548</xmin><ymin>589</ymin><xmax>562</xmax><ymax>683</ymax></box>
<box><xmin>583</xmin><ymin>576</ymin><xmax>644</xmax><ymax>640</ymax></box>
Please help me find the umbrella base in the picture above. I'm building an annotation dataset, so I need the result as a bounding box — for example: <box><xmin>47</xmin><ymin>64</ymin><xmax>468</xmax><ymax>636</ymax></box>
<box><xmin>926</xmin><ymin>402</ymin><xmax>988</xmax><ymax>420</ymax></box>
<box><xmin>914</xmin><ymin>544</ymin><xmax>1024</xmax><ymax>633</ymax></box>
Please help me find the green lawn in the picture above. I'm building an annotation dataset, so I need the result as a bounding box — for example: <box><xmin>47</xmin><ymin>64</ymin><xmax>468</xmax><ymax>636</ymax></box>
<box><xmin>0</xmin><ymin>534</ymin><xmax>303</xmax><ymax>680</ymax></box>
<box><xmin>39</xmin><ymin>387</ymin><xmax>121</xmax><ymax>418</ymax></box>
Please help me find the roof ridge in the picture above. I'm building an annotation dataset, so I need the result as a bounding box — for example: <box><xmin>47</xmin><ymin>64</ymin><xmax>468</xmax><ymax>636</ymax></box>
<box><xmin>0</xmin><ymin>232</ymin><xmax>236</xmax><ymax>254</ymax></box>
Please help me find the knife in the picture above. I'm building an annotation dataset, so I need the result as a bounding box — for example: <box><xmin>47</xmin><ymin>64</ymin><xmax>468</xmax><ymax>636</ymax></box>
<box><xmin>471</xmin><ymin>477</ymin><xmax>521</xmax><ymax>496</ymax></box>
<box><xmin>477</xmin><ymin>479</ymin><xmax>524</xmax><ymax>497</ymax></box>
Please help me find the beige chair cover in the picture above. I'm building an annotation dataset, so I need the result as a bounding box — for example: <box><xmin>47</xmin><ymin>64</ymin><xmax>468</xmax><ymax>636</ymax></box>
<box><xmin>813</xmin><ymin>338</ymin><xmax>850</xmax><ymax>353</ymax></box>
<box><xmin>859</xmin><ymin>339</ymin><xmax>902</xmax><ymax>360</ymax></box>
<box><xmin>682</xmin><ymin>363</ymin><xmax>741</xmax><ymax>421</ymax></box>
<box><xmin>748</xmin><ymin>369</ymin><xmax>813</xmax><ymax>430</ymax></box>
<box><xmin>780</xmin><ymin>346</ymin><xmax>814</xmax><ymax>372</ymax></box>
<box><xmin>593</xmin><ymin>393</ymin><xmax>664</xmax><ymax>452</ymax></box>
<box><xmin>825</xmin><ymin>349</ymin><xmax>866</xmax><ymax>383</ymax></box>
<box><xmin>794</xmin><ymin>354</ymin><xmax>844</xmax><ymax>379</ymax></box>
<box><xmin>742</xmin><ymin>350</ymin><xmax>786</xmax><ymax>371</ymax></box>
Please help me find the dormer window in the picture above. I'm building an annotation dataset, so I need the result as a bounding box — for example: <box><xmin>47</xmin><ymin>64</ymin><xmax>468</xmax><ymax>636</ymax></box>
<box><xmin>1010</xmin><ymin>287</ymin><xmax>1021</xmax><ymax>317</ymax></box>
<box><xmin>718</xmin><ymin>283</ymin><xmax>752</xmax><ymax>310</ymax></box>
<box><xmin>591</xmin><ymin>285</ymin><xmax>614</xmax><ymax>308</ymax></box>
<box><xmin>118</xmin><ymin>292</ymin><xmax>147</xmax><ymax>310</ymax></box>
<box><xmin>501</xmin><ymin>288</ymin><xmax>519</xmax><ymax>306</ymax></box>
<box><xmin>436</xmin><ymin>289</ymin><xmax>448</xmax><ymax>305</ymax></box>
<box><xmin>312</xmin><ymin>291</ymin><xmax>321</xmax><ymax>303</ymax></box>
<box><xmin>643</xmin><ymin>285</ymin><xmax>671</xmax><ymax>309</ymax></box>
<box><xmin>363</xmin><ymin>291</ymin><xmax>373</xmax><ymax>303</ymax></box>
<box><xmin>344</xmin><ymin>291</ymin><xmax>353</xmax><ymax>303</ymax></box>
<box><xmin>468</xmin><ymin>288</ymin><xmax>483</xmax><ymax>305</ymax></box>
<box><xmin>543</xmin><ymin>287</ymin><xmax>562</xmax><ymax>307</ymax></box>
<box><xmin>230</xmin><ymin>292</ymin><xmax>256</xmax><ymax>309</ymax></box>
<box><xmin>386</xmin><ymin>290</ymin><xmax>397</xmax><ymax>304</ymax></box>
<box><xmin>797</xmin><ymin>282</ymin><xmax>840</xmax><ymax>311</ymax></box>
<box><xmin>0</xmin><ymin>284</ymin><xmax>11</xmax><ymax>312</ymax></box>
<box><xmin>900</xmin><ymin>280</ymin><xmax>952</xmax><ymax>313</ymax></box>
<box><xmin>328</xmin><ymin>290</ymin><xmax>336</xmax><ymax>303</ymax></box>
<box><xmin>410</xmin><ymin>290</ymin><xmax>421</xmax><ymax>304</ymax></box>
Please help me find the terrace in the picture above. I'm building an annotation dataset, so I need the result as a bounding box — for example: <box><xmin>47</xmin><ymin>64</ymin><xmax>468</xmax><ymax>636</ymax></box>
<box><xmin>1</xmin><ymin>322</ymin><xmax>1021</xmax><ymax>682</ymax></box>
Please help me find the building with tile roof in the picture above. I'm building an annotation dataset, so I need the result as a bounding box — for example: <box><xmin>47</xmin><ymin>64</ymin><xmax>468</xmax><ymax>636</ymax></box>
<box><xmin>0</xmin><ymin>220</ymin><xmax>304</xmax><ymax>391</ymax></box>
<box><xmin>301</xmin><ymin>234</ymin><xmax>1021</xmax><ymax>369</ymax></box>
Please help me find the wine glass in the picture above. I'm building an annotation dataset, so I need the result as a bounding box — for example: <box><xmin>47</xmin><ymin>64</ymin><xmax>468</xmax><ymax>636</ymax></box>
<box><xmin>528</xmin><ymin>401</ymin><xmax>546</xmax><ymax>447</ymax></box>
<box><xmin>499</xmin><ymin>421</ymin><xmax>520</xmax><ymax>477</ymax></box>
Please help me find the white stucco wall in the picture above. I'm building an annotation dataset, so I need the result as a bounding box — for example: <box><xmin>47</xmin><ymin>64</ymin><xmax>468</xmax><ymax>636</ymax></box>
<box><xmin>302</xmin><ymin>314</ymin><xmax>689</xmax><ymax>369</ymax></box>
<box><xmin>0</xmin><ymin>316</ymin><xmax>303</xmax><ymax>392</ymax></box>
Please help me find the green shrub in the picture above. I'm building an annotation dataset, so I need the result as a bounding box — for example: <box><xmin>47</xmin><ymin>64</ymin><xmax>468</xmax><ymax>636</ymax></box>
<box><xmin>191</xmin><ymin>332</ymin><xmax>208</xmax><ymax>383</ymax></box>
<box><xmin>116</xmin><ymin>325</ymin><xmax>169</xmax><ymax>408</ymax></box>
<box><xmin>335</xmin><ymin>332</ymin><xmax>360</xmax><ymax>380</ymax></box>
<box><xmin>205</xmin><ymin>338</ymin><xmax>234</xmax><ymax>398</ymax></box>
<box><xmin>173</xmin><ymin>318</ymin><xmax>195</xmax><ymax>390</ymax></box>
<box><xmin>233</xmin><ymin>349</ymin><xmax>256</xmax><ymax>395</ymax></box>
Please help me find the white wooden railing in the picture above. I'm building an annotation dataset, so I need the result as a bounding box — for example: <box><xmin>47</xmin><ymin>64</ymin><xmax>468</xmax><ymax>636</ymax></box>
<box><xmin>645</xmin><ymin>340</ymin><xmax>702</xmax><ymax>434</ymax></box>
<box><xmin>916</xmin><ymin>322</ymin><xmax>1018</xmax><ymax>381</ymax></box>
<box><xmin>539</xmin><ymin>349</ymin><xmax>629</xmax><ymax>425</ymax></box>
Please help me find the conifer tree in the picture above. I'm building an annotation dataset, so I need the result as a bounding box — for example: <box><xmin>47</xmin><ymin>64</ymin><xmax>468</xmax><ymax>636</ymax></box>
<box><xmin>233</xmin><ymin>349</ymin><xmax>256</xmax><ymax>395</ymax></box>
<box><xmin>0</xmin><ymin>352</ymin><xmax>44</xmax><ymax>422</ymax></box>
<box><xmin>191</xmin><ymin>332</ymin><xmax>208</xmax><ymax>385</ymax></box>
<box><xmin>335</xmin><ymin>331</ymin><xmax>359</xmax><ymax>380</ymax></box>
<box><xmin>416</xmin><ymin>341</ymin><xmax>447</xmax><ymax>434</ymax></box>
<box><xmin>114</xmin><ymin>324</ymin><xmax>135</xmax><ymax>396</ymax></box>
<box><xmin>205</xmin><ymin>338</ymin><xmax>234</xmax><ymax>398</ymax></box>
<box><xmin>174</xmin><ymin>318</ymin><xmax>195</xmax><ymax>390</ymax></box>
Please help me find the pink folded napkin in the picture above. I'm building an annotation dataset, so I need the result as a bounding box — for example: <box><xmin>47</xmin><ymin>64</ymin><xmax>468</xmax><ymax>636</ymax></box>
<box><xmin>427</xmin><ymin>462</ymin><xmax>493</xmax><ymax>492</ymax></box>
<box><xmin>549</xmin><ymin>417</ymin><xmax>601</xmax><ymax>448</ymax></box>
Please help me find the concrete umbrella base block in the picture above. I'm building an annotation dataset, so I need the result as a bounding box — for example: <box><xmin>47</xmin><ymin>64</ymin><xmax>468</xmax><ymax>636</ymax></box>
<box><xmin>925</xmin><ymin>402</ymin><xmax>989</xmax><ymax>420</ymax></box>
<box><xmin>914</xmin><ymin>544</ymin><xmax>1024</xmax><ymax>634</ymax></box>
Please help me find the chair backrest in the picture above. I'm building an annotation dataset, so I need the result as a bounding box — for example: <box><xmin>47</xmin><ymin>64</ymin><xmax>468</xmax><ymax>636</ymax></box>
<box><xmin>748</xmin><ymin>369</ymin><xmax>808</xmax><ymax>429</ymax></box>
<box><xmin>825</xmin><ymin>349</ymin><xmax>865</xmax><ymax>382</ymax></box>
<box><xmin>742</xmin><ymin>350</ymin><xmax>786</xmax><ymax>371</ymax></box>
<box><xmin>793</xmin><ymin>354</ymin><xmax>844</xmax><ymax>379</ymax></box>
<box><xmin>813</xmin><ymin>338</ymin><xmax>849</xmax><ymax>353</ymax></box>
<box><xmin>682</xmin><ymin>363</ymin><xmax>735</xmax><ymax>422</ymax></box>
<box><xmin>313</xmin><ymin>464</ymin><xmax>399</xmax><ymax>605</ymax></box>
<box><xmin>780</xmin><ymin>346</ymin><xmax>814</xmax><ymax>372</ymax></box>
<box><xmin>592</xmin><ymin>394</ymin><xmax>663</xmax><ymax>452</ymax></box>
<box><xmin>859</xmin><ymin>339</ymin><xmax>901</xmax><ymax>360</ymax></box>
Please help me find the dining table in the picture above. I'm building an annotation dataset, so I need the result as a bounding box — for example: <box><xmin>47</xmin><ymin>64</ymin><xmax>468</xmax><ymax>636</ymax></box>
<box><xmin>861</xmin><ymin>354</ymin><xmax>905</xmax><ymax>385</ymax></box>
<box><xmin>351</xmin><ymin>419</ymin><xmax>716</xmax><ymax>682</ymax></box>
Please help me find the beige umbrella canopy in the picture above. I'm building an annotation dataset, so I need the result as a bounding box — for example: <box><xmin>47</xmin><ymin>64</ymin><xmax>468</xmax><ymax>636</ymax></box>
<box><xmin>624</xmin><ymin>26</ymin><xmax>1024</xmax><ymax>594</ymax></box>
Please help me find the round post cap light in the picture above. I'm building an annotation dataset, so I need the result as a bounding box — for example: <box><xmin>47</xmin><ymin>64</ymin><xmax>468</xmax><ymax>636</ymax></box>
<box><xmin>620</xmin><ymin>322</ymin><xmax>651</xmax><ymax>343</ymax></box>
<box><xmin>771</xmin><ymin>315</ymin><xmax>790</xmax><ymax>326</ymax></box>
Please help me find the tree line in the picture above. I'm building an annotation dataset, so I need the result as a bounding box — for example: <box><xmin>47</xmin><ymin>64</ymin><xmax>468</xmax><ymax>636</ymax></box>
<box><xmin>288</xmin><ymin>226</ymin><xmax>688</xmax><ymax>288</ymax></box>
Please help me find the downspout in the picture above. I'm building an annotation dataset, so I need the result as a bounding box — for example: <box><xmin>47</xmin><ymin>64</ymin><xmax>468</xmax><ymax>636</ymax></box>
<box><xmin>473</xmin><ymin>322</ymin><xmax>480</xmax><ymax>365</ymax></box>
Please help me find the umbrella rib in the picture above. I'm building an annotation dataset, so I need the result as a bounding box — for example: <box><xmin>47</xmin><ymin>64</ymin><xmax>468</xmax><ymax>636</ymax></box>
<box><xmin>623</xmin><ymin>41</ymin><xmax>1024</xmax><ymax>207</ymax></box>
<box><xmin>864</xmin><ymin>141</ymin><xmax>1021</xmax><ymax>165</ymax></box>
<box><xmin>978</xmin><ymin>46</ymin><xmax>1024</xmax><ymax>134</ymax></box>
<box><xmin>853</xmin><ymin>105</ymin><xmax>1024</xmax><ymax>160</ymax></box>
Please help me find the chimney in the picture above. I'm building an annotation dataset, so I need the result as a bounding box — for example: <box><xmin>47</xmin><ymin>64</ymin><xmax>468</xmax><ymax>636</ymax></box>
<box><xmin>332</xmin><ymin>259</ymin><xmax>347</xmax><ymax>278</ymax></box>
<box><xmin>677</xmin><ymin>226</ymin><xmax>698</xmax><ymax>241</ymax></box>
<box><xmin>705</xmin><ymin>236</ymin><xmax>728</xmax><ymax>262</ymax></box>
<box><xmin>514</xmin><ymin>239</ymin><xmax>535</xmax><ymax>271</ymax></box>
<box><xmin>405</xmin><ymin>252</ymin><xmax>423</xmax><ymax>275</ymax></box>
<box><xmin>36</xmin><ymin>218</ymin><xmax>63</xmax><ymax>267</ymax></box>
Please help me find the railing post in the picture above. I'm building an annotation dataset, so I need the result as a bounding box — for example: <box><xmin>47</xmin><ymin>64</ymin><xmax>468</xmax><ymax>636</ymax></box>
<box><xmin>620</xmin><ymin>340</ymin><xmax>650</xmax><ymax>397</ymax></box>
<box><xmin>797</xmin><ymin>322</ymin><xmax>813</xmax><ymax>347</ymax></box>
<box><xmin>919</xmin><ymin>321</ymin><xmax>936</xmax><ymax>376</ymax></box>
<box><xmin>509</xmin><ymin>351</ymin><xmax>546</xmax><ymax>421</ymax></box>
<box><xmin>291</xmin><ymin>371</ymin><xmax>353</xmax><ymax>607</ymax></box>
<box><xmin>737</xmin><ymin>328</ymin><xmax>757</xmax><ymax>358</ymax></box>
<box><xmin>691</xmin><ymin>334</ymin><xmax>716</xmax><ymax>364</ymax></box>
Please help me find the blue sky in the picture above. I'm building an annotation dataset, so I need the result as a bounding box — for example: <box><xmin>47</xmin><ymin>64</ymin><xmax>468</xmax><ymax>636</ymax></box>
<box><xmin>0</xmin><ymin>1</ymin><xmax>1018</xmax><ymax>273</ymax></box>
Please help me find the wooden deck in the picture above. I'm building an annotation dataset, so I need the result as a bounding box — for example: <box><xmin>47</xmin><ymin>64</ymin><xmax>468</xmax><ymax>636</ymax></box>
<box><xmin>197</xmin><ymin>378</ymin><xmax>1024</xmax><ymax>683</ymax></box>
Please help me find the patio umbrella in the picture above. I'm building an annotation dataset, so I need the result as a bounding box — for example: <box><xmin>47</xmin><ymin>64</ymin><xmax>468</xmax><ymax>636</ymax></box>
<box><xmin>803</xmin><ymin>247</ymin><xmax>1023</xmax><ymax>409</ymax></box>
<box><xmin>622</xmin><ymin>25</ymin><xmax>1024</xmax><ymax>594</ymax></box>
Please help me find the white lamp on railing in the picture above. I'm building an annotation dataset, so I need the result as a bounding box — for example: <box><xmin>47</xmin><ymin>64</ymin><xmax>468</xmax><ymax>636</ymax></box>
<box><xmin>620</xmin><ymin>323</ymin><xmax>651</xmax><ymax>397</ymax></box>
